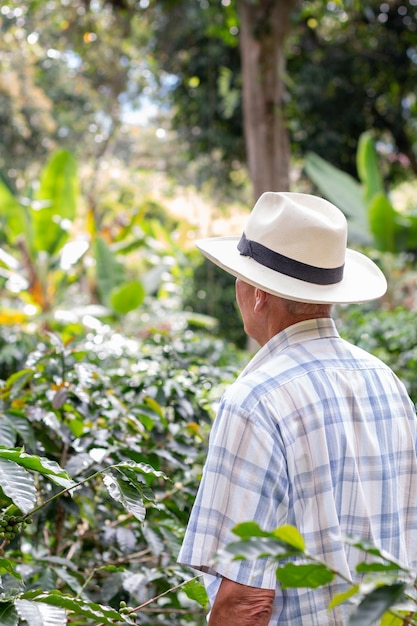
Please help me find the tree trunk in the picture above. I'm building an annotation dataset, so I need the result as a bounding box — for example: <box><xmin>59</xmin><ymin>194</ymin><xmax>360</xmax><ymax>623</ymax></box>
<box><xmin>238</xmin><ymin>0</ymin><xmax>300</xmax><ymax>201</ymax></box>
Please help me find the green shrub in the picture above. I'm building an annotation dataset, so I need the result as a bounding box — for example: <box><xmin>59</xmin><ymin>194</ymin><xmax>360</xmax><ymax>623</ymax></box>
<box><xmin>0</xmin><ymin>323</ymin><xmax>242</xmax><ymax>625</ymax></box>
<box><xmin>337</xmin><ymin>304</ymin><xmax>417</xmax><ymax>404</ymax></box>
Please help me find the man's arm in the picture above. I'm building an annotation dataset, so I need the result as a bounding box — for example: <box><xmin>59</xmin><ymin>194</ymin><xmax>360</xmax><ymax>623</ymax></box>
<box><xmin>208</xmin><ymin>577</ymin><xmax>275</xmax><ymax>626</ymax></box>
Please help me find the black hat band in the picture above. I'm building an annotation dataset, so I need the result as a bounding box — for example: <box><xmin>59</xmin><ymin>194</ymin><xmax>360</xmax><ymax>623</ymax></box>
<box><xmin>237</xmin><ymin>232</ymin><xmax>344</xmax><ymax>285</ymax></box>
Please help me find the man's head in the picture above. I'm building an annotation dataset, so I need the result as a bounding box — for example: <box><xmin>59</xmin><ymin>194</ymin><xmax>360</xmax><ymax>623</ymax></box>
<box><xmin>235</xmin><ymin>278</ymin><xmax>332</xmax><ymax>345</ymax></box>
<box><xmin>196</xmin><ymin>192</ymin><xmax>387</xmax><ymax>305</ymax></box>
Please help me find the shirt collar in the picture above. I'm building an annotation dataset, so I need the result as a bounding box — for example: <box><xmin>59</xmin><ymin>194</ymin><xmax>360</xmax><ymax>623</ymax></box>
<box><xmin>240</xmin><ymin>318</ymin><xmax>340</xmax><ymax>378</ymax></box>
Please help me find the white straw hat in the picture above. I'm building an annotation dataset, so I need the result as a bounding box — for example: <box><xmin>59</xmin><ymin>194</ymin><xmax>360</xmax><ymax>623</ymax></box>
<box><xmin>196</xmin><ymin>192</ymin><xmax>387</xmax><ymax>304</ymax></box>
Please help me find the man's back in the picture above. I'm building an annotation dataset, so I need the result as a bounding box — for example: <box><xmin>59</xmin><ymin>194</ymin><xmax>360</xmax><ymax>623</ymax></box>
<box><xmin>179</xmin><ymin>318</ymin><xmax>417</xmax><ymax>624</ymax></box>
<box><xmin>234</xmin><ymin>318</ymin><xmax>417</xmax><ymax>623</ymax></box>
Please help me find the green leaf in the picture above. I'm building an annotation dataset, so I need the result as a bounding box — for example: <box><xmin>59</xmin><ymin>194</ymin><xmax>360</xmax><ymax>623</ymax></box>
<box><xmin>356</xmin><ymin>132</ymin><xmax>385</xmax><ymax>204</ymax></box>
<box><xmin>368</xmin><ymin>193</ymin><xmax>398</xmax><ymax>253</ymax></box>
<box><xmin>0</xmin><ymin>574</ymin><xmax>25</xmax><ymax>600</ymax></box>
<box><xmin>5</xmin><ymin>412</ymin><xmax>36</xmax><ymax>450</ymax></box>
<box><xmin>0</xmin><ymin>418</ymin><xmax>17</xmax><ymax>448</ymax></box>
<box><xmin>272</xmin><ymin>525</ymin><xmax>305</xmax><ymax>551</ymax></box>
<box><xmin>329</xmin><ymin>585</ymin><xmax>360</xmax><ymax>609</ymax></box>
<box><xmin>0</xmin><ymin>558</ymin><xmax>22</xmax><ymax>580</ymax></box>
<box><xmin>304</xmin><ymin>151</ymin><xmax>371</xmax><ymax>245</ymax></box>
<box><xmin>0</xmin><ymin>179</ymin><xmax>27</xmax><ymax>244</ymax></box>
<box><xmin>0</xmin><ymin>602</ymin><xmax>18</xmax><ymax>626</ymax></box>
<box><xmin>116</xmin><ymin>460</ymin><xmax>167</xmax><ymax>481</ymax></box>
<box><xmin>232</xmin><ymin>521</ymin><xmax>271</xmax><ymax>539</ymax></box>
<box><xmin>32</xmin><ymin>150</ymin><xmax>78</xmax><ymax>256</ymax></box>
<box><xmin>356</xmin><ymin>562</ymin><xmax>403</xmax><ymax>574</ymax></box>
<box><xmin>182</xmin><ymin>578</ymin><xmax>209</xmax><ymax>608</ymax></box>
<box><xmin>0</xmin><ymin>450</ymin><xmax>75</xmax><ymax>489</ymax></box>
<box><xmin>0</xmin><ymin>458</ymin><xmax>36</xmax><ymax>513</ymax></box>
<box><xmin>231</xmin><ymin>523</ymin><xmax>305</xmax><ymax>551</ymax></box>
<box><xmin>379</xmin><ymin>612</ymin><xmax>413</xmax><ymax>625</ymax></box>
<box><xmin>94</xmin><ymin>236</ymin><xmax>127</xmax><ymax>306</ymax></box>
<box><xmin>110</xmin><ymin>280</ymin><xmax>146</xmax><ymax>314</ymax></box>
<box><xmin>15</xmin><ymin>599</ymin><xmax>67</xmax><ymax>626</ymax></box>
<box><xmin>2</xmin><ymin>369</ymin><xmax>34</xmax><ymax>400</ymax></box>
<box><xmin>276</xmin><ymin>562</ymin><xmax>334</xmax><ymax>589</ymax></box>
<box><xmin>116</xmin><ymin>466</ymin><xmax>156</xmax><ymax>501</ymax></box>
<box><xmin>344</xmin><ymin>536</ymin><xmax>410</xmax><ymax>572</ymax></box>
<box><xmin>53</xmin><ymin>567</ymin><xmax>88</xmax><ymax>599</ymax></box>
<box><xmin>221</xmin><ymin>537</ymin><xmax>300</xmax><ymax>562</ymax></box>
<box><xmin>22</xmin><ymin>590</ymin><xmax>136</xmax><ymax>624</ymax></box>
<box><xmin>103</xmin><ymin>474</ymin><xmax>146</xmax><ymax>521</ymax></box>
<box><xmin>348</xmin><ymin>583</ymin><xmax>407</xmax><ymax>626</ymax></box>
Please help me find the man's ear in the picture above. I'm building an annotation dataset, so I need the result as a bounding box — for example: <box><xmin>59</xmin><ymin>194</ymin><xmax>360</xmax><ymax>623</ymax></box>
<box><xmin>254</xmin><ymin>288</ymin><xmax>268</xmax><ymax>312</ymax></box>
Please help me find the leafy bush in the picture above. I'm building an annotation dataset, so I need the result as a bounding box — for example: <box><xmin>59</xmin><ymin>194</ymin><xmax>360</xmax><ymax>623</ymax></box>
<box><xmin>184</xmin><ymin>256</ymin><xmax>247</xmax><ymax>349</ymax></box>
<box><xmin>0</xmin><ymin>322</ymin><xmax>242</xmax><ymax>625</ymax></box>
<box><xmin>336</xmin><ymin>304</ymin><xmax>417</xmax><ymax>404</ymax></box>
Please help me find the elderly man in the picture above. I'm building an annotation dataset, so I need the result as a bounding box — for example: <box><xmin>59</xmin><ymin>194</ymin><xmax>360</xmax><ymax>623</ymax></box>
<box><xmin>178</xmin><ymin>192</ymin><xmax>417</xmax><ymax>625</ymax></box>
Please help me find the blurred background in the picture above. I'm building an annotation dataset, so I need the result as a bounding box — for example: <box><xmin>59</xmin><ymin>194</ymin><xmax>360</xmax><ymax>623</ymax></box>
<box><xmin>1</xmin><ymin>2</ymin><xmax>417</xmax><ymax>624</ymax></box>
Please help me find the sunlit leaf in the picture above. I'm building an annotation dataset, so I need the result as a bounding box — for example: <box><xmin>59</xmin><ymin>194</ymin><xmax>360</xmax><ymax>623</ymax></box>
<box><xmin>272</xmin><ymin>525</ymin><xmax>305</xmax><ymax>551</ymax></box>
<box><xmin>32</xmin><ymin>150</ymin><xmax>78</xmax><ymax>256</ymax></box>
<box><xmin>115</xmin><ymin>460</ymin><xmax>167</xmax><ymax>481</ymax></box>
<box><xmin>276</xmin><ymin>562</ymin><xmax>334</xmax><ymax>589</ymax></box>
<box><xmin>329</xmin><ymin>585</ymin><xmax>360</xmax><ymax>609</ymax></box>
<box><xmin>2</xmin><ymin>369</ymin><xmax>34</xmax><ymax>400</ymax></box>
<box><xmin>21</xmin><ymin>590</ymin><xmax>135</xmax><ymax>625</ymax></box>
<box><xmin>232</xmin><ymin>521</ymin><xmax>271</xmax><ymax>539</ymax></box>
<box><xmin>0</xmin><ymin>557</ymin><xmax>22</xmax><ymax>580</ymax></box>
<box><xmin>183</xmin><ymin>577</ymin><xmax>209</xmax><ymax>608</ymax></box>
<box><xmin>232</xmin><ymin>522</ymin><xmax>305</xmax><ymax>550</ymax></box>
<box><xmin>15</xmin><ymin>598</ymin><xmax>67</xmax><ymax>625</ymax></box>
<box><xmin>356</xmin><ymin>131</ymin><xmax>384</xmax><ymax>204</ymax></box>
<box><xmin>379</xmin><ymin>611</ymin><xmax>414</xmax><ymax>625</ymax></box>
<box><xmin>0</xmin><ymin>450</ymin><xmax>75</xmax><ymax>489</ymax></box>
<box><xmin>0</xmin><ymin>458</ymin><xmax>36</xmax><ymax>513</ymax></box>
<box><xmin>368</xmin><ymin>193</ymin><xmax>398</xmax><ymax>253</ymax></box>
<box><xmin>220</xmin><ymin>537</ymin><xmax>299</xmax><ymax>562</ymax></box>
<box><xmin>59</xmin><ymin>240</ymin><xmax>89</xmax><ymax>271</ymax></box>
<box><xmin>110</xmin><ymin>280</ymin><xmax>145</xmax><ymax>314</ymax></box>
<box><xmin>0</xmin><ymin>179</ymin><xmax>27</xmax><ymax>244</ymax></box>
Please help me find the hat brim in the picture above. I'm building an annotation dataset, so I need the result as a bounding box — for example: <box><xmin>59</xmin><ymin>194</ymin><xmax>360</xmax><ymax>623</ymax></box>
<box><xmin>196</xmin><ymin>236</ymin><xmax>387</xmax><ymax>304</ymax></box>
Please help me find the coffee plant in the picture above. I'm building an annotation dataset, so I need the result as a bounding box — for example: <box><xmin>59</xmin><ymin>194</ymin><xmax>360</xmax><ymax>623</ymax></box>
<box><xmin>0</xmin><ymin>321</ymin><xmax>243</xmax><ymax>625</ymax></box>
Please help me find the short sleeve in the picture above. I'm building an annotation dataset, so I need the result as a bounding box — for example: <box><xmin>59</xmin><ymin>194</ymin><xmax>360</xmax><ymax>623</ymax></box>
<box><xmin>178</xmin><ymin>390</ymin><xmax>289</xmax><ymax>590</ymax></box>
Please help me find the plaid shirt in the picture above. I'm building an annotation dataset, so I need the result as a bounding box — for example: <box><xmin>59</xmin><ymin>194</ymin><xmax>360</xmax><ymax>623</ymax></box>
<box><xmin>178</xmin><ymin>318</ymin><xmax>417</xmax><ymax>624</ymax></box>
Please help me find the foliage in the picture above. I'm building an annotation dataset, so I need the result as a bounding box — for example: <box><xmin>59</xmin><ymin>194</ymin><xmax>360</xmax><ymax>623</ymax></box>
<box><xmin>219</xmin><ymin>522</ymin><xmax>417</xmax><ymax>626</ymax></box>
<box><xmin>336</xmin><ymin>303</ymin><xmax>417</xmax><ymax>404</ymax></box>
<box><xmin>288</xmin><ymin>0</ymin><xmax>417</xmax><ymax>180</ymax></box>
<box><xmin>149</xmin><ymin>0</ymin><xmax>417</xmax><ymax>189</ymax></box>
<box><xmin>149</xmin><ymin>0</ymin><xmax>244</xmax><ymax>190</ymax></box>
<box><xmin>0</xmin><ymin>149</ymin><xmax>83</xmax><ymax>315</ymax></box>
<box><xmin>0</xmin><ymin>149</ymin><xmax>194</xmax><ymax>324</ymax></box>
<box><xmin>183</xmin><ymin>255</ymin><xmax>247</xmax><ymax>350</ymax></box>
<box><xmin>305</xmin><ymin>132</ymin><xmax>417</xmax><ymax>256</ymax></box>
<box><xmin>0</xmin><ymin>0</ymin><xmax>152</xmax><ymax>177</ymax></box>
<box><xmin>0</xmin><ymin>320</ymin><xmax>243</xmax><ymax>625</ymax></box>
<box><xmin>4</xmin><ymin>0</ymin><xmax>417</xmax><ymax>200</ymax></box>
